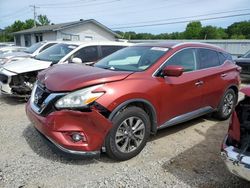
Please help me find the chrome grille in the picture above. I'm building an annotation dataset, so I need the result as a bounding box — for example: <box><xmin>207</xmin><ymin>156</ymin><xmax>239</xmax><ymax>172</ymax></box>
<box><xmin>30</xmin><ymin>82</ymin><xmax>65</xmax><ymax>116</ymax></box>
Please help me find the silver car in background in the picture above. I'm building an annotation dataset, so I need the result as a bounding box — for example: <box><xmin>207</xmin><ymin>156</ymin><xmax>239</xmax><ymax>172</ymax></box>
<box><xmin>0</xmin><ymin>41</ymin><xmax>58</xmax><ymax>65</ymax></box>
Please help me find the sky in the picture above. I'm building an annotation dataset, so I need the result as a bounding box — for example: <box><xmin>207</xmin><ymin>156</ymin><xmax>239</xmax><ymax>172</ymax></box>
<box><xmin>0</xmin><ymin>0</ymin><xmax>250</xmax><ymax>34</ymax></box>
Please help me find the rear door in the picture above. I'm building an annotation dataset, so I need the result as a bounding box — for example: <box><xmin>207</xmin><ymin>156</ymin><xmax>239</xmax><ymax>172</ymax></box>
<box><xmin>68</xmin><ymin>46</ymin><xmax>99</xmax><ymax>64</ymax></box>
<box><xmin>197</xmin><ymin>48</ymin><xmax>231</xmax><ymax>108</ymax></box>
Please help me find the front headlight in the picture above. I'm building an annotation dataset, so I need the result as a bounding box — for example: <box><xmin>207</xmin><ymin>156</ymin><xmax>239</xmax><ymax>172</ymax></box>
<box><xmin>55</xmin><ymin>85</ymin><xmax>104</xmax><ymax>109</ymax></box>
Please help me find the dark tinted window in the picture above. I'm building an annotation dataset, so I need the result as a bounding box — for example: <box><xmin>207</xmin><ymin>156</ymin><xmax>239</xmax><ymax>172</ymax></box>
<box><xmin>71</xmin><ymin>46</ymin><xmax>99</xmax><ymax>63</ymax></box>
<box><xmin>39</xmin><ymin>43</ymin><xmax>56</xmax><ymax>52</ymax></box>
<box><xmin>166</xmin><ymin>48</ymin><xmax>197</xmax><ymax>72</ymax></box>
<box><xmin>198</xmin><ymin>49</ymin><xmax>220</xmax><ymax>69</ymax></box>
<box><xmin>101</xmin><ymin>46</ymin><xmax>125</xmax><ymax>57</ymax></box>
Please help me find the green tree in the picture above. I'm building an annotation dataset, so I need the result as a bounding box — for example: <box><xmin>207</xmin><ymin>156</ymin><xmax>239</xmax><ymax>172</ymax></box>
<box><xmin>23</xmin><ymin>19</ymin><xmax>36</xmax><ymax>29</ymax></box>
<box><xmin>37</xmin><ymin>15</ymin><xmax>50</xmax><ymax>26</ymax></box>
<box><xmin>226</xmin><ymin>21</ymin><xmax>250</xmax><ymax>39</ymax></box>
<box><xmin>184</xmin><ymin>21</ymin><xmax>202</xmax><ymax>39</ymax></box>
<box><xmin>217</xmin><ymin>28</ymin><xmax>228</xmax><ymax>39</ymax></box>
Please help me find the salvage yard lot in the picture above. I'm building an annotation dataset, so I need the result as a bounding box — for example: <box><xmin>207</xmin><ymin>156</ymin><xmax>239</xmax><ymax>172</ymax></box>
<box><xmin>0</xmin><ymin>82</ymin><xmax>250</xmax><ymax>187</ymax></box>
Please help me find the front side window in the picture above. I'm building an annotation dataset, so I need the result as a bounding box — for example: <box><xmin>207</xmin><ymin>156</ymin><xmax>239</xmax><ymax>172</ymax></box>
<box><xmin>198</xmin><ymin>49</ymin><xmax>220</xmax><ymax>69</ymax></box>
<box><xmin>95</xmin><ymin>46</ymin><xmax>168</xmax><ymax>71</ymax></box>
<box><xmin>70</xmin><ymin>46</ymin><xmax>98</xmax><ymax>63</ymax></box>
<box><xmin>35</xmin><ymin>43</ymin><xmax>78</xmax><ymax>63</ymax></box>
<box><xmin>166</xmin><ymin>48</ymin><xmax>197</xmax><ymax>72</ymax></box>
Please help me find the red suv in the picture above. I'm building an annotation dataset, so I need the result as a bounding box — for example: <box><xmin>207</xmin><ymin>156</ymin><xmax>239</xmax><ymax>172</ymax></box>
<box><xmin>26</xmin><ymin>42</ymin><xmax>241</xmax><ymax>160</ymax></box>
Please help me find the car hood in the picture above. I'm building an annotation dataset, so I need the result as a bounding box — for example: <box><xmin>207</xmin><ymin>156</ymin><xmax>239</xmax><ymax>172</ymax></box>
<box><xmin>38</xmin><ymin>64</ymin><xmax>133</xmax><ymax>92</ymax></box>
<box><xmin>3</xmin><ymin>58</ymin><xmax>52</xmax><ymax>74</ymax></box>
<box><xmin>241</xmin><ymin>87</ymin><xmax>250</xmax><ymax>97</ymax></box>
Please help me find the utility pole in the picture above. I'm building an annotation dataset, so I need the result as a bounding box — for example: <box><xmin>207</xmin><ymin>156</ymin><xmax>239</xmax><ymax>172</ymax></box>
<box><xmin>29</xmin><ymin>5</ymin><xmax>39</xmax><ymax>27</ymax></box>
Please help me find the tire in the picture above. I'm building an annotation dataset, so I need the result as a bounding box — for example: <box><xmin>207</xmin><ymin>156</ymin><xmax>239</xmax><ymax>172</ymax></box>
<box><xmin>213</xmin><ymin>89</ymin><xmax>236</xmax><ymax>120</ymax></box>
<box><xmin>105</xmin><ymin>106</ymin><xmax>150</xmax><ymax>161</ymax></box>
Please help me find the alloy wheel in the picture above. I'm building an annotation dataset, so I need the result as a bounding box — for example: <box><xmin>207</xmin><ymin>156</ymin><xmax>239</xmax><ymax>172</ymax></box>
<box><xmin>115</xmin><ymin>116</ymin><xmax>145</xmax><ymax>153</ymax></box>
<box><xmin>222</xmin><ymin>93</ymin><xmax>234</xmax><ymax>116</ymax></box>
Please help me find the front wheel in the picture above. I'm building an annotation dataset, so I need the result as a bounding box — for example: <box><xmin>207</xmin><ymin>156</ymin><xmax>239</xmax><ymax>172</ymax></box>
<box><xmin>213</xmin><ymin>89</ymin><xmax>236</xmax><ymax>120</ymax></box>
<box><xmin>105</xmin><ymin>106</ymin><xmax>150</xmax><ymax>161</ymax></box>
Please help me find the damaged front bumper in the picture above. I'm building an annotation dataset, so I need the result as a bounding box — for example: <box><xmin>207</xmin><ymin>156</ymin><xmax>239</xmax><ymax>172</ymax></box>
<box><xmin>0</xmin><ymin>68</ymin><xmax>34</xmax><ymax>97</ymax></box>
<box><xmin>26</xmin><ymin>100</ymin><xmax>113</xmax><ymax>157</ymax></box>
<box><xmin>221</xmin><ymin>135</ymin><xmax>250</xmax><ymax>181</ymax></box>
<box><xmin>0</xmin><ymin>67</ymin><xmax>15</xmax><ymax>95</ymax></box>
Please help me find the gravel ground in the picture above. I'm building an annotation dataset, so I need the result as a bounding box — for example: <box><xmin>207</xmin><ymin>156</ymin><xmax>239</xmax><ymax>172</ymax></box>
<box><xmin>0</xmin><ymin>82</ymin><xmax>250</xmax><ymax>188</ymax></box>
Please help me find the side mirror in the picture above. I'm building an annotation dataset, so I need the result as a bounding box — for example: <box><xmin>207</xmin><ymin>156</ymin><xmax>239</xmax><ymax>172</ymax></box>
<box><xmin>72</xmin><ymin>57</ymin><xmax>82</xmax><ymax>64</ymax></box>
<box><xmin>162</xmin><ymin>65</ymin><xmax>184</xmax><ymax>77</ymax></box>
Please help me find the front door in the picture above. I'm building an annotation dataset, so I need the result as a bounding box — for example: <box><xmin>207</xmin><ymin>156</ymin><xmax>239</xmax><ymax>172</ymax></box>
<box><xmin>157</xmin><ymin>48</ymin><xmax>204</xmax><ymax>125</ymax></box>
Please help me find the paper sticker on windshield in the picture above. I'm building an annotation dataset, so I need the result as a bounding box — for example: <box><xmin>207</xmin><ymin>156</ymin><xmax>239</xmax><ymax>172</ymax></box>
<box><xmin>68</xmin><ymin>45</ymin><xmax>77</xmax><ymax>49</ymax></box>
<box><xmin>150</xmin><ymin>47</ymin><xmax>168</xmax><ymax>52</ymax></box>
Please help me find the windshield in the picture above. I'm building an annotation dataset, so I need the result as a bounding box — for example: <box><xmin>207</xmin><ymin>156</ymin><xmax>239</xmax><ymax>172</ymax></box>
<box><xmin>243</xmin><ymin>50</ymin><xmax>250</xmax><ymax>58</ymax></box>
<box><xmin>94</xmin><ymin>46</ymin><xmax>168</xmax><ymax>71</ymax></box>
<box><xmin>35</xmin><ymin>43</ymin><xmax>78</xmax><ymax>63</ymax></box>
<box><xmin>24</xmin><ymin>42</ymin><xmax>44</xmax><ymax>54</ymax></box>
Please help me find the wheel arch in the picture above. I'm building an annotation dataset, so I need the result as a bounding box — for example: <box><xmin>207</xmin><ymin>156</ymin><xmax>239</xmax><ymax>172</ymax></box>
<box><xmin>108</xmin><ymin>99</ymin><xmax>158</xmax><ymax>134</ymax></box>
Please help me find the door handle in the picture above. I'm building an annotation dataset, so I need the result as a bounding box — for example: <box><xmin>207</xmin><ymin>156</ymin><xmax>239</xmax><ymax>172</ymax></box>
<box><xmin>195</xmin><ymin>80</ymin><xmax>204</xmax><ymax>86</ymax></box>
<box><xmin>221</xmin><ymin>73</ymin><xmax>227</xmax><ymax>78</ymax></box>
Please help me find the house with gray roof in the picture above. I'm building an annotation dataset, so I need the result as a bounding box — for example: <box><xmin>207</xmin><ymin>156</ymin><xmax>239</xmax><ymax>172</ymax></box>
<box><xmin>13</xmin><ymin>19</ymin><xmax>120</xmax><ymax>47</ymax></box>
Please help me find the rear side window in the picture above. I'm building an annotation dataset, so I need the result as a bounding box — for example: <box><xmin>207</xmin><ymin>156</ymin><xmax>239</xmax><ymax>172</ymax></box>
<box><xmin>71</xmin><ymin>46</ymin><xmax>99</xmax><ymax>63</ymax></box>
<box><xmin>101</xmin><ymin>46</ymin><xmax>125</xmax><ymax>57</ymax></box>
<box><xmin>166</xmin><ymin>48</ymin><xmax>197</xmax><ymax>72</ymax></box>
<box><xmin>198</xmin><ymin>49</ymin><xmax>220</xmax><ymax>69</ymax></box>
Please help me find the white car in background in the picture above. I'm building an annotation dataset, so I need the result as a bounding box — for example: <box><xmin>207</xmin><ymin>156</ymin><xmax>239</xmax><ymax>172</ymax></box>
<box><xmin>0</xmin><ymin>46</ymin><xmax>27</xmax><ymax>56</ymax></box>
<box><xmin>0</xmin><ymin>43</ymin><xmax>14</xmax><ymax>48</ymax></box>
<box><xmin>0</xmin><ymin>41</ymin><xmax>58</xmax><ymax>65</ymax></box>
<box><xmin>0</xmin><ymin>41</ymin><xmax>131</xmax><ymax>97</ymax></box>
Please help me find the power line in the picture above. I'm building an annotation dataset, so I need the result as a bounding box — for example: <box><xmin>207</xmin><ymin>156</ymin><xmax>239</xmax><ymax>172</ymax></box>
<box><xmin>111</xmin><ymin>12</ymin><xmax>250</xmax><ymax>29</ymax></box>
<box><xmin>39</xmin><ymin>0</ymin><xmax>121</xmax><ymax>8</ymax></box>
<box><xmin>37</xmin><ymin>0</ymin><xmax>90</xmax><ymax>6</ymax></box>
<box><xmin>109</xmin><ymin>8</ymin><xmax>250</xmax><ymax>27</ymax></box>
<box><xmin>1</xmin><ymin>7</ymin><xmax>28</xmax><ymax>18</ymax></box>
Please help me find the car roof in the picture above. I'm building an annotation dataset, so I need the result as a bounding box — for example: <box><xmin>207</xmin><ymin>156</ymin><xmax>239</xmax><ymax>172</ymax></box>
<box><xmin>133</xmin><ymin>41</ymin><xmax>225</xmax><ymax>52</ymax></box>
<box><xmin>47</xmin><ymin>41</ymin><xmax>131</xmax><ymax>46</ymax></box>
<box><xmin>73</xmin><ymin>41</ymin><xmax>132</xmax><ymax>47</ymax></box>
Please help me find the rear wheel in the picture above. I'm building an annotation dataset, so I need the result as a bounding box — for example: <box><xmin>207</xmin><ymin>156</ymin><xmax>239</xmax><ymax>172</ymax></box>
<box><xmin>105</xmin><ymin>106</ymin><xmax>150</xmax><ymax>161</ymax></box>
<box><xmin>213</xmin><ymin>89</ymin><xmax>236</xmax><ymax>120</ymax></box>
